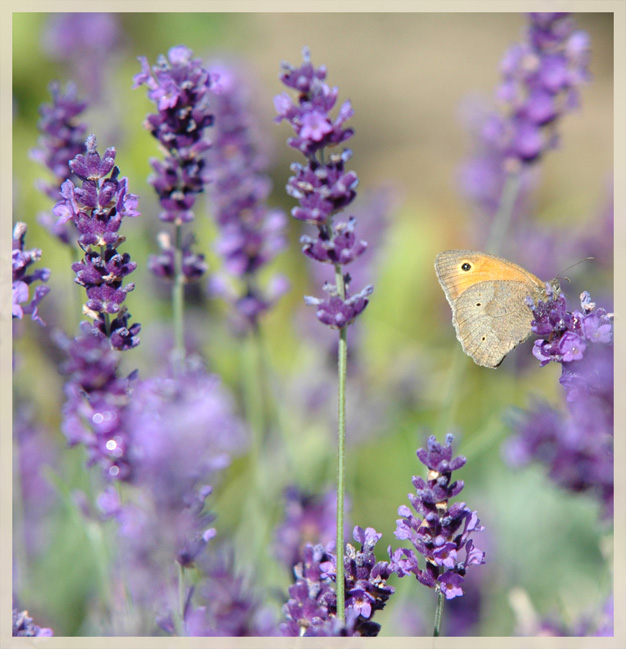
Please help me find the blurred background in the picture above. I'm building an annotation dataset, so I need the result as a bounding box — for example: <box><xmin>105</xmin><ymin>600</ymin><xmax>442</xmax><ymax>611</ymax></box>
<box><xmin>12</xmin><ymin>11</ymin><xmax>613</xmax><ymax>637</ymax></box>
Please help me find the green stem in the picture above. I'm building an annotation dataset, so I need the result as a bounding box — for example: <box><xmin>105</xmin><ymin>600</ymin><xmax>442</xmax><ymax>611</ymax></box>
<box><xmin>433</xmin><ymin>589</ymin><xmax>445</xmax><ymax>636</ymax></box>
<box><xmin>171</xmin><ymin>223</ymin><xmax>185</xmax><ymax>374</ymax></box>
<box><xmin>485</xmin><ymin>171</ymin><xmax>522</xmax><ymax>256</ymax></box>
<box><xmin>335</xmin><ymin>265</ymin><xmax>347</xmax><ymax>624</ymax></box>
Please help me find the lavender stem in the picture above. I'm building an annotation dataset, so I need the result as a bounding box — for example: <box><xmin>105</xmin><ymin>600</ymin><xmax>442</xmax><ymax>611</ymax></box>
<box><xmin>433</xmin><ymin>589</ymin><xmax>445</xmax><ymax>636</ymax></box>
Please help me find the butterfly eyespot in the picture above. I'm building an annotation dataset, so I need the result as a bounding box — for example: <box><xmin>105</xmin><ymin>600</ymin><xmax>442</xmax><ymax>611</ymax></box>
<box><xmin>481</xmin><ymin>336</ymin><xmax>486</xmax><ymax>341</ymax></box>
<box><xmin>461</xmin><ymin>262</ymin><xmax>471</xmax><ymax>271</ymax></box>
<box><xmin>476</xmin><ymin>302</ymin><xmax>481</xmax><ymax>307</ymax></box>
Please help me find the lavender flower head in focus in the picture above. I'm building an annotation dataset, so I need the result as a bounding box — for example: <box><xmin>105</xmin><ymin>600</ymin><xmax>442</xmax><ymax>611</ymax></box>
<box><xmin>12</xmin><ymin>222</ymin><xmax>51</xmax><ymax>326</ymax></box>
<box><xmin>275</xmin><ymin>47</ymin><xmax>373</xmax><ymax>328</ymax></box>
<box><xmin>206</xmin><ymin>60</ymin><xmax>289</xmax><ymax>331</ymax></box>
<box><xmin>53</xmin><ymin>134</ymin><xmax>141</xmax><ymax>350</ymax></box>
<box><xmin>281</xmin><ymin>526</ymin><xmax>394</xmax><ymax>636</ymax></box>
<box><xmin>389</xmin><ymin>434</ymin><xmax>486</xmax><ymax>600</ymax></box>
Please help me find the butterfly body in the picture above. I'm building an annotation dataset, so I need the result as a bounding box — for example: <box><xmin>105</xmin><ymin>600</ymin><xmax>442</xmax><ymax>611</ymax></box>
<box><xmin>435</xmin><ymin>250</ymin><xmax>558</xmax><ymax>368</ymax></box>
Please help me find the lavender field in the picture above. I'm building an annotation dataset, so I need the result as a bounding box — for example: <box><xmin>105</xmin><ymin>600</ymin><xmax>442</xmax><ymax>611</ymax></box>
<box><xmin>10</xmin><ymin>11</ymin><xmax>614</xmax><ymax>639</ymax></box>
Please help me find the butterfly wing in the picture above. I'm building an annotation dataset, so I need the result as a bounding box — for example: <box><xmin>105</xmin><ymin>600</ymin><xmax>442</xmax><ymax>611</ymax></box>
<box><xmin>451</xmin><ymin>281</ymin><xmax>536</xmax><ymax>368</ymax></box>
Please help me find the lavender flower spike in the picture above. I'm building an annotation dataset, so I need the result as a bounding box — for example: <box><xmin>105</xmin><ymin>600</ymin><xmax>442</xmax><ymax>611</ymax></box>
<box><xmin>275</xmin><ymin>47</ymin><xmax>372</xmax><ymax>328</ymax></box>
<box><xmin>389</xmin><ymin>434</ymin><xmax>485</xmax><ymax>601</ymax></box>
<box><xmin>53</xmin><ymin>134</ymin><xmax>141</xmax><ymax>350</ymax></box>
<box><xmin>133</xmin><ymin>45</ymin><xmax>214</xmax><ymax>226</ymax></box>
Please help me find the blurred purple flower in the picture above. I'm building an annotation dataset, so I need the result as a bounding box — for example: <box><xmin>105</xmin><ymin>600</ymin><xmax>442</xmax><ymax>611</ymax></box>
<box><xmin>496</xmin><ymin>13</ymin><xmax>590</xmax><ymax>164</ymax></box>
<box><xmin>12</xmin><ymin>222</ymin><xmax>51</xmax><ymax>325</ymax></box>
<box><xmin>281</xmin><ymin>526</ymin><xmax>394</xmax><ymax>637</ymax></box>
<box><xmin>275</xmin><ymin>47</ymin><xmax>372</xmax><ymax>328</ymax></box>
<box><xmin>30</xmin><ymin>81</ymin><xmax>88</xmax><ymax>246</ymax></box>
<box><xmin>12</xmin><ymin>609</ymin><xmax>53</xmax><ymax>637</ymax></box>
<box><xmin>14</xmin><ymin>410</ymin><xmax>59</xmax><ymax>558</ymax></box>
<box><xmin>205</xmin><ymin>60</ymin><xmax>289</xmax><ymax>330</ymax></box>
<box><xmin>53</xmin><ymin>135</ymin><xmax>141</xmax><ymax>350</ymax></box>
<box><xmin>458</xmin><ymin>13</ymin><xmax>591</xmax><ymax>251</ymax></box>
<box><xmin>57</xmin><ymin>322</ymin><xmax>136</xmax><ymax>481</ymax></box>
<box><xmin>168</xmin><ymin>549</ymin><xmax>277</xmax><ymax>636</ymax></box>
<box><xmin>389</xmin><ymin>434</ymin><xmax>486</xmax><ymax>601</ymax></box>
<box><xmin>104</xmin><ymin>359</ymin><xmax>248</xmax><ymax>627</ymax></box>
<box><xmin>42</xmin><ymin>13</ymin><xmax>122</xmax><ymax>99</ymax></box>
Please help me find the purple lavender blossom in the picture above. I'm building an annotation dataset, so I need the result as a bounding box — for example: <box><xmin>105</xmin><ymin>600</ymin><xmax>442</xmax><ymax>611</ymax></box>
<box><xmin>53</xmin><ymin>135</ymin><xmax>141</xmax><ymax>350</ymax></box>
<box><xmin>389</xmin><ymin>434</ymin><xmax>485</xmax><ymax>601</ymax></box>
<box><xmin>527</xmin><ymin>288</ymin><xmax>613</xmax><ymax>366</ymax></box>
<box><xmin>281</xmin><ymin>526</ymin><xmax>394</xmax><ymax>637</ymax></box>
<box><xmin>206</xmin><ymin>60</ymin><xmax>289</xmax><ymax>330</ymax></box>
<box><xmin>12</xmin><ymin>609</ymin><xmax>53</xmax><ymax>637</ymax></box>
<box><xmin>12</xmin><ymin>222</ymin><xmax>51</xmax><ymax>325</ymax></box>
<box><xmin>42</xmin><ymin>13</ymin><xmax>122</xmax><ymax>99</ymax></box>
<box><xmin>505</xmin><ymin>289</ymin><xmax>613</xmax><ymax>517</ymax></box>
<box><xmin>496</xmin><ymin>13</ymin><xmax>590</xmax><ymax>164</ymax></box>
<box><xmin>275</xmin><ymin>48</ymin><xmax>372</xmax><ymax>328</ymax></box>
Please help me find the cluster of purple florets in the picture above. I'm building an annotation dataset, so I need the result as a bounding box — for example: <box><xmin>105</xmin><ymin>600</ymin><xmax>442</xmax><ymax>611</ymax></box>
<box><xmin>53</xmin><ymin>135</ymin><xmax>141</xmax><ymax>350</ymax></box>
<box><xmin>389</xmin><ymin>435</ymin><xmax>486</xmax><ymax>600</ymax></box>
<box><xmin>528</xmin><ymin>287</ymin><xmax>613</xmax><ymax>365</ymax></box>
<box><xmin>275</xmin><ymin>48</ymin><xmax>372</xmax><ymax>329</ymax></box>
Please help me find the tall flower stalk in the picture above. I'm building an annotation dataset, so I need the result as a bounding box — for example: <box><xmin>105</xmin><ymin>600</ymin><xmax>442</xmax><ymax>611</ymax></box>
<box><xmin>133</xmin><ymin>46</ymin><xmax>214</xmax><ymax>368</ymax></box>
<box><xmin>275</xmin><ymin>47</ymin><xmax>373</xmax><ymax>623</ymax></box>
